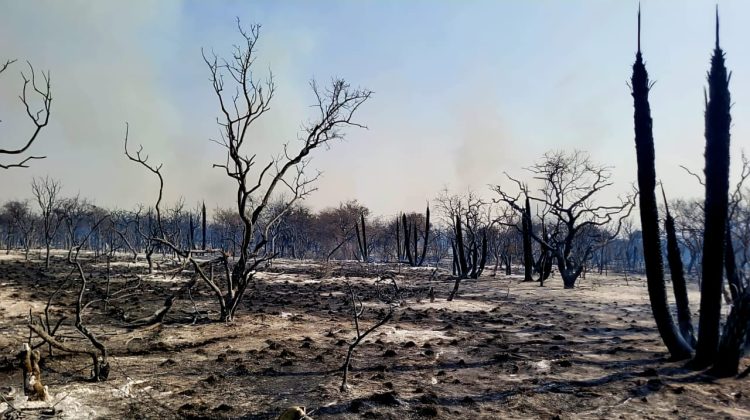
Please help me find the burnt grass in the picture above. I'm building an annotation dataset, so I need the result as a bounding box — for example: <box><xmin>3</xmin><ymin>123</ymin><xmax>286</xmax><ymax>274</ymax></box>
<box><xmin>1</xmin><ymin>253</ymin><xmax>749</xmax><ymax>419</ymax></box>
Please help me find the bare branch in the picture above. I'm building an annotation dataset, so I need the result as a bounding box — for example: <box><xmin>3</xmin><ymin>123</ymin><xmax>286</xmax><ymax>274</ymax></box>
<box><xmin>1</xmin><ymin>61</ymin><xmax>52</xmax><ymax>169</ymax></box>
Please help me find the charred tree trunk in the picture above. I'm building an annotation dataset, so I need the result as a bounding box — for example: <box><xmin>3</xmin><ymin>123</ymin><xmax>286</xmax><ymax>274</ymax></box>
<box><xmin>402</xmin><ymin>214</ymin><xmax>413</xmax><ymax>265</ymax></box>
<box><xmin>455</xmin><ymin>214</ymin><xmax>468</xmax><ymax>276</ymax></box>
<box><xmin>201</xmin><ymin>201</ymin><xmax>207</xmax><ymax>250</ymax></box>
<box><xmin>711</xmin><ymin>290</ymin><xmax>750</xmax><ymax>377</ymax></box>
<box><xmin>631</xmin><ymin>10</ymin><xmax>693</xmax><ymax>360</ymax></box>
<box><xmin>44</xmin><ymin>244</ymin><xmax>51</xmax><ymax>270</ymax></box>
<box><xmin>537</xmin><ymin>222</ymin><xmax>552</xmax><ymax>285</ymax></box>
<box><xmin>663</xmin><ymin>188</ymin><xmax>697</xmax><ymax>347</ymax></box>
<box><xmin>412</xmin><ymin>222</ymin><xmax>419</xmax><ymax>266</ymax></box>
<box><xmin>694</xmin><ymin>12</ymin><xmax>732</xmax><ymax>369</ymax></box>
<box><xmin>146</xmin><ymin>248</ymin><xmax>154</xmax><ymax>274</ymax></box>
<box><xmin>398</xmin><ymin>206</ymin><xmax>431</xmax><ymax>267</ymax></box>
<box><xmin>451</xmin><ymin>241</ymin><xmax>459</xmax><ymax>276</ymax></box>
<box><xmin>522</xmin><ymin>197</ymin><xmax>534</xmax><ymax>282</ymax></box>
<box><xmin>418</xmin><ymin>206</ymin><xmax>430</xmax><ymax>266</ymax></box>
<box><xmin>559</xmin><ymin>263</ymin><xmax>582</xmax><ymax>289</ymax></box>
<box><xmin>189</xmin><ymin>214</ymin><xmax>195</xmax><ymax>250</ymax></box>
<box><xmin>395</xmin><ymin>216</ymin><xmax>401</xmax><ymax>262</ymax></box>
<box><xmin>355</xmin><ymin>213</ymin><xmax>368</xmax><ymax>262</ymax></box>
<box><xmin>477</xmin><ymin>230</ymin><xmax>487</xmax><ymax>278</ymax></box>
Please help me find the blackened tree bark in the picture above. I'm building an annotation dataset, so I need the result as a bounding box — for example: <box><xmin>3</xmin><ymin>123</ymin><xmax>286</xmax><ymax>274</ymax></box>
<box><xmin>631</xmin><ymin>9</ymin><xmax>693</xmax><ymax>360</ymax></box>
<box><xmin>662</xmin><ymin>187</ymin><xmax>696</xmax><ymax>347</ymax></box>
<box><xmin>522</xmin><ymin>196</ymin><xmax>534</xmax><ymax>282</ymax></box>
<box><xmin>693</xmin><ymin>11</ymin><xmax>732</xmax><ymax>369</ymax></box>
<box><xmin>711</xmin><ymin>289</ymin><xmax>750</xmax><ymax>377</ymax></box>
<box><xmin>201</xmin><ymin>201</ymin><xmax>207</xmax><ymax>250</ymax></box>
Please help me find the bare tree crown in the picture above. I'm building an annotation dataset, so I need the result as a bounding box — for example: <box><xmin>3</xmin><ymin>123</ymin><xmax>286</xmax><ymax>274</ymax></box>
<box><xmin>121</xmin><ymin>18</ymin><xmax>371</xmax><ymax>322</ymax></box>
<box><xmin>1</xmin><ymin>60</ymin><xmax>52</xmax><ymax>169</ymax></box>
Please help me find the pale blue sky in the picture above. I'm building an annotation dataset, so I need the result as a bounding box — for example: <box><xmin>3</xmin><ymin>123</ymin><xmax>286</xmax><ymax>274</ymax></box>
<box><xmin>1</xmin><ymin>1</ymin><xmax>749</xmax><ymax>215</ymax></box>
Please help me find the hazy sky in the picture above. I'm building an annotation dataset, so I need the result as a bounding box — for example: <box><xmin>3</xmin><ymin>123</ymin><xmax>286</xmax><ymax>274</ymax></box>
<box><xmin>2</xmin><ymin>0</ymin><xmax>749</xmax><ymax>216</ymax></box>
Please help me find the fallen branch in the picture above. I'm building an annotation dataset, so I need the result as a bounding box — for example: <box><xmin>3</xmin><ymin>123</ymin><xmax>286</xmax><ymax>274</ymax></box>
<box><xmin>28</xmin><ymin>324</ymin><xmax>102</xmax><ymax>381</ymax></box>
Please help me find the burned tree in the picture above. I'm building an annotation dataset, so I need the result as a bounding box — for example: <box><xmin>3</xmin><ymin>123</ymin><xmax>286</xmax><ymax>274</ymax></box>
<box><xmin>661</xmin><ymin>186</ymin><xmax>696</xmax><ymax>347</ymax></box>
<box><xmin>28</xmin><ymin>215</ymin><xmax>111</xmax><ymax>382</ymax></box>
<box><xmin>124</xmin><ymin>126</ymin><xmax>207</xmax><ymax>326</ymax></box>
<box><xmin>396</xmin><ymin>205</ymin><xmax>431</xmax><ymax>266</ymax></box>
<box><xmin>631</xmin><ymin>9</ymin><xmax>750</xmax><ymax>373</ymax></box>
<box><xmin>496</xmin><ymin>186</ymin><xmax>538</xmax><ymax>282</ymax></box>
<box><xmin>340</xmin><ymin>282</ymin><xmax>395</xmax><ymax>391</ymax></box>
<box><xmin>535</xmin><ymin>218</ymin><xmax>554</xmax><ymax>285</ymax></box>
<box><xmin>0</xmin><ymin>60</ymin><xmax>51</xmax><ymax>169</ymax></box>
<box><xmin>201</xmin><ymin>201</ymin><xmax>207</xmax><ymax>250</ymax></box>
<box><xmin>58</xmin><ymin>195</ymin><xmax>93</xmax><ymax>249</ymax></box>
<box><xmin>3</xmin><ymin>200</ymin><xmax>36</xmax><ymax>259</ymax></box>
<box><xmin>125</xmin><ymin>19</ymin><xmax>371</xmax><ymax>322</ymax></box>
<box><xmin>355</xmin><ymin>212</ymin><xmax>369</xmax><ymax>262</ymax></box>
<box><xmin>521</xmin><ymin>196</ymin><xmax>534</xmax><ymax>282</ymax></box>
<box><xmin>204</xmin><ymin>21</ymin><xmax>370</xmax><ymax>322</ymax></box>
<box><xmin>494</xmin><ymin>151</ymin><xmax>633</xmax><ymax>289</ymax></box>
<box><xmin>31</xmin><ymin>176</ymin><xmax>63</xmax><ymax>270</ymax></box>
<box><xmin>629</xmin><ymin>8</ymin><xmax>694</xmax><ymax>360</ymax></box>
<box><xmin>436</xmin><ymin>190</ymin><xmax>490</xmax><ymax>300</ymax></box>
<box><xmin>694</xmin><ymin>10</ymin><xmax>733</xmax><ymax>371</ymax></box>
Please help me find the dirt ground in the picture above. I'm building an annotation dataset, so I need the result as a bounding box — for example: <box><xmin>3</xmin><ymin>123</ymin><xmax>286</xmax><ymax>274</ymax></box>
<box><xmin>1</xmin><ymin>251</ymin><xmax>749</xmax><ymax>419</ymax></box>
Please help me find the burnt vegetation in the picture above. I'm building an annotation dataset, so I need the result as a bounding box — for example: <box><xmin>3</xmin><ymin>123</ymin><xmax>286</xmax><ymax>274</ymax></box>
<box><xmin>3</xmin><ymin>8</ymin><xmax>750</xmax><ymax>420</ymax></box>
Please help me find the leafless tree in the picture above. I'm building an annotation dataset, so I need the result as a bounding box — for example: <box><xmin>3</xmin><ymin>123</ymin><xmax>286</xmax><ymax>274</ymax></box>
<box><xmin>202</xmin><ymin>20</ymin><xmax>371</xmax><ymax>321</ymax></box>
<box><xmin>31</xmin><ymin>176</ymin><xmax>63</xmax><ymax>270</ymax></box>
<box><xmin>2</xmin><ymin>200</ymin><xmax>36</xmax><ymax>259</ymax></box>
<box><xmin>212</xmin><ymin>206</ymin><xmax>243</xmax><ymax>256</ymax></box>
<box><xmin>58</xmin><ymin>195</ymin><xmax>93</xmax><ymax>249</ymax></box>
<box><xmin>110</xmin><ymin>209</ymin><xmax>139</xmax><ymax>263</ymax></box>
<box><xmin>318</xmin><ymin>201</ymin><xmax>369</xmax><ymax>261</ymax></box>
<box><xmin>28</xmin><ymin>214</ymin><xmax>111</xmax><ymax>382</ymax></box>
<box><xmin>670</xmin><ymin>199</ymin><xmax>704</xmax><ymax>276</ymax></box>
<box><xmin>0</xmin><ymin>60</ymin><xmax>51</xmax><ymax>169</ymax></box>
<box><xmin>124</xmin><ymin>19</ymin><xmax>371</xmax><ymax>323</ymax></box>
<box><xmin>340</xmin><ymin>282</ymin><xmax>395</xmax><ymax>392</ymax></box>
<box><xmin>494</xmin><ymin>150</ymin><xmax>635</xmax><ymax>288</ymax></box>
<box><xmin>676</xmin><ymin>152</ymin><xmax>750</xmax><ymax>281</ymax></box>
<box><xmin>435</xmin><ymin>189</ymin><xmax>493</xmax><ymax>300</ymax></box>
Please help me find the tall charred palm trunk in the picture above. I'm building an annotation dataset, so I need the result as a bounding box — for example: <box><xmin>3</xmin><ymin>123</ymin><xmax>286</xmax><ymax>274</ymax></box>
<box><xmin>694</xmin><ymin>11</ymin><xmax>732</xmax><ymax>369</ymax></box>
<box><xmin>402</xmin><ymin>214</ymin><xmax>413</xmax><ymax>265</ymax></box>
<box><xmin>522</xmin><ymin>197</ymin><xmax>534</xmax><ymax>282</ymax></box>
<box><xmin>662</xmin><ymin>187</ymin><xmax>697</xmax><ymax>347</ymax></box>
<box><xmin>448</xmin><ymin>215</ymin><xmax>466</xmax><ymax>301</ymax></box>
<box><xmin>631</xmin><ymin>9</ymin><xmax>693</xmax><ymax>360</ymax></box>
<box><xmin>201</xmin><ymin>201</ymin><xmax>207</xmax><ymax>250</ymax></box>
<box><xmin>419</xmin><ymin>206</ymin><xmax>430</xmax><ymax>266</ymax></box>
<box><xmin>454</xmin><ymin>214</ymin><xmax>468</xmax><ymax>277</ymax></box>
<box><xmin>397</xmin><ymin>207</ymin><xmax>431</xmax><ymax>266</ymax></box>
<box><xmin>395</xmin><ymin>216</ymin><xmax>401</xmax><ymax>261</ymax></box>
<box><xmin>355</xmin><ymin>212</ymin><xmax>368</xmax><ymax>262</ymax></box>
